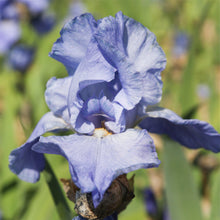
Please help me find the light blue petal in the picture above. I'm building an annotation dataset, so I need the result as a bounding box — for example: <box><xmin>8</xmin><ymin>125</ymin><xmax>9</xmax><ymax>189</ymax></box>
<box><xmin>45</xmin><ymin>76</ymin><xmax>72</xmax><ymax>121</ymax></box>
<box><xmin>74</xmin><ymin>96</ymin><xmax>125</xmax><ymax>134</ymax></box>
<box><xmin>69</xmin><ymin>78</ymin><xmax>122</xmax><ymax>134</ymax></box>
<box><xmin>94</xmin><ymin>11</ymin><xmax>166</xmax><ymax>110</ymax></box>
<box><xmin>104</xmin><ymin>102</ymin><xmax>126</xmax><ymax>133</ymax></box>
<box><xmin>74</xmin><ymin>111</ymin><xmax>95</xmax><ymax>134</ymax></box>
<box><xmin>67</xmin><ymin>38</ymin><xmax>115</xmax><ymax>127</ymax></box>
<box><xmin>49</xmin><ymin>13</ymin><xmax>97</xmax><ymax>75</ymax></box>
<box><xmin>139</xmin><ymin>107</ymin><xmax>220</xmax><ymax>152</ymax></box>
<box><xmin>9</xmin><ymin>139</ymin><xmax>45</xmax><ymax>183</ymax></box>
<box><xmin>33</xmin><ymin>129</ymin><xmax>160</xmax><ymax>206</ymax></box>
<box><xmin>9</xmin><ymin>112</ymin><xmax>69</xmax><ymax>183</ymax></box>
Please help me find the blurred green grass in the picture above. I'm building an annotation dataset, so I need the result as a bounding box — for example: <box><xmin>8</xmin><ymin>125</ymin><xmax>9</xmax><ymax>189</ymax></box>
<box><xmin>0</xmin><ymin>0</ymin><xmax>220</xmax><ymax>219</ymax></box>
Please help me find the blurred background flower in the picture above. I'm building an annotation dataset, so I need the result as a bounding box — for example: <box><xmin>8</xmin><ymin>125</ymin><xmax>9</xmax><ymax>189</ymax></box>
<box><xmin>144</xmin><ymin>188</ymin><xmax>159</xmax><ymax>219</ymax></box>
<box><xmin>172</xmin><ymin>31</ymin><xmax>190</xmax><ymax>58</ymax></box>
<box><xmin>7</xmin><ymin>44</ymin><xmax>35</xmax><ymax>72</ymax></box>
<box><xmin>0</xmin><ymin>20</ymin><xmax>20</xmax><ymax>54</ymax></box>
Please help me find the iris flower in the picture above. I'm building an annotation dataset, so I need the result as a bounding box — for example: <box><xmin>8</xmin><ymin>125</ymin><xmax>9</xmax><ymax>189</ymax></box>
<box><xmin>7</xmin><ymin>44</ymin><xmax>35</xmax><ymax>72</ymax></box>
<box><xmin>0</xmin><ymin>20</ymin><xmax>20</xmax><ymax>54</ymax></box>
<box><xmin>9</xmin><ymin>12</ymin><xmax>220</xmax><ymax>207</ymax></box>
<box><xmin>144</xmin><ymin>188</ymin><xmax>158</xmax><ymax>217</ymax></box>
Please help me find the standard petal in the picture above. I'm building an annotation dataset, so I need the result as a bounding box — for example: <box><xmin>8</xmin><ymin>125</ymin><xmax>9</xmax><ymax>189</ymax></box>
<box><xmin>9</xmin><ymin>112</ymin><xmax>69</xmax><ymax>183</ymax></box>
<box><xmin>68</xmin><ymin>77</ymin><xmax>122</xmax><ymax>134</ymax></box>
<box><xmin>139</xmin><ymin>107</ymin><xmax>220</xmax><ymax>152</ymax></box>
<box><xmin>45</xmin><ymin>76</ymin><xmax>72</xmax><ymax>121</ymax></box>
<box><xmin>33</xmin><ymin>129</ymin><xmax>160</xmax><ymax>206</ymax></box>
<box><xmin>49</xmin><ymin>13</ymin><xmax>97</xmax><ymax>75</ymax></box>
<box><xmin>104</xmin><ymin>102</ymin><xmax>126</xmax><ymax>133</ymax></box>
<box><xmin>95</xmin><ymin>11</ymin><xmax>166</xmax><ymax>110</ymax></box>
<box><xmin>67</xmin><ymin>38</ymin><xmax>115</xmax><ymax>127</ymax></box>
<box><xmin>73</xmin><ymin>96</ymin><xmax>126</xmax><ymax>134</ymax></box>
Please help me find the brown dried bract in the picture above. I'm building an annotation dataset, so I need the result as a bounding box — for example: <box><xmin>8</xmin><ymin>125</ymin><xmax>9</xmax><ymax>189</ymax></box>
<box><xmin>61</xmin><ymin>174</ymin><xmax>135</xmax><ymax>219</ymax></box>
<box><xmin>60</xmin><ymin>178</ymin><xmax>79</xmax><ymax>203</ymax></box>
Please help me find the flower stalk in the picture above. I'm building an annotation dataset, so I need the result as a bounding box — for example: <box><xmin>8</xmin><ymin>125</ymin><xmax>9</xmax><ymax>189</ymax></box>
<box><xmin>43</xmin><ymin>158</ymin><xmax>72</xmax><ymax>220</ymax></box>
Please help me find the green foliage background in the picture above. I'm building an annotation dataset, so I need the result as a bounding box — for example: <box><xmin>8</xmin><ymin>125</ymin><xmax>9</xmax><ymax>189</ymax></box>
<box><xmin>0</xmin><ymin>0</ymin><xmax>219</xmax><ymax>219</ymax></box>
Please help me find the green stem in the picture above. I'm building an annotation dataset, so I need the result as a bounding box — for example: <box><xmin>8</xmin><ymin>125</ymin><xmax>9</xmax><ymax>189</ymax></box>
<box><xmin>43</xmin><ymin>158</ymin><xmax>73</xmax><ymax>220</ymax></box>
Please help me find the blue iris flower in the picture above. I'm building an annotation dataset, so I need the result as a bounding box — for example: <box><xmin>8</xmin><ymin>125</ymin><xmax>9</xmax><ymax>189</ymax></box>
<box><xmin>0</xmin><ymin>20</ymin><xmax>20</xmax><ymax>54</ymax></box>
<box><xmin>31</xmin><ymin>13</ymin><xmax>55</xmax><ymax>35</ymax></box>
<box><xmin>172</xmin><ymin>31</ymin><xmax>190</xmax><ymax>57</ymax></box>
<box><xmin>144</xmin><ymin>188</ymin><xmax>158</xmax><ymax>217</ymax></box>
<box><xmin>9</xmin><ymin>12</ymin><xmax>220</xmax><ymax>207</ymax></box>
<box><xmin>7</xmin><ymin>44</ymin><xmax>35</xmax><ymax>72</ymax></box>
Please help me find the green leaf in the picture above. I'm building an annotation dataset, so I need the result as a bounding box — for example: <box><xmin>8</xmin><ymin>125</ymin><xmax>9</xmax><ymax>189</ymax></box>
<box><xmin>163</xmin><ymin>140</ymin><xmax>202</xmax><ymax>220</ymax></box>
<box><xmin>43</xmin><ymin>158</ymin><xmax>73</xmax><ymax>220</ymax></box>
<box><xmin>178</xmin><ymin>0</ymin><xmax>214</xmax><ymax>113</ymax></box>
<box><xmin>210</xmin><ymin>169</ymin><xmax>220</xmax><ymax>220</ymax></box>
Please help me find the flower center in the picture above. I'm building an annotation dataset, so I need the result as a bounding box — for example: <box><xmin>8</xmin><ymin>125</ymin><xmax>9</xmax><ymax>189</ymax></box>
<box><xmin>93</xmin><ymin>128</ymin><xmax>112</xmax><ymax>138</ymax></box>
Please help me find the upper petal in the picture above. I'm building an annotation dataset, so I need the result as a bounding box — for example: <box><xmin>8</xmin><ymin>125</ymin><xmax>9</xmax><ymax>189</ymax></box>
<box><xmin>33</xmin><ymin>129</ymin><xmax>160</xmax><ymax>206</ymax></box>
<box><xmin>67</xmin><ymin>38</ymin><xmax>116</xmax><ymax>127</ymax></box>
<box><xmin>45</xmin><ymin>76</ymin><xmax>72</xmax><ymax>121</ymax></box>
<box><xmin>49</xmin><ymin>13</ymin><xmax>97</xmax><ymax>75</ymax></box>
<box><xmin>9</xmin><ymin>112</ymin><xmax>69</xmax><ymax>183</ymax></box>
<box><xmin>104</xmin><ymin>102</ymin><xmax>126</xmax><ymax>133</ymax></box>
<box><xmin>94</xmin><ymin>11</ymin><xmax>166</xmax><ymax>110</ymax></box>
<box><xmin>67</xmin><ymin>81</ymin><xmax>125</xmax><ymax>135</ymax></box>
<box><xmin>139</xmin><ymin>107</ymin><xmax>220</xmax><ymax>152</ymax></box>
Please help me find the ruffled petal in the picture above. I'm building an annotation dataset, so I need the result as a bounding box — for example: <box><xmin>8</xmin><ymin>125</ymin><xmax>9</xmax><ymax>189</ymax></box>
<box><xmin>45</xmin><ymin>76</ymin><xmax>72</xmax><ymax>121</ymax></box>
<box><xmin>74</xmin><ymin>111</ymin><xmax>95</xmax><ymax>134</ymax></box>
<box><xmin>104</xmin><ymin>102</ymin><xmax>126</xmax><ymax>133</ymax></box>
<box><xmin>139</xmin><ymin>107</ymin><xmax>220</xmax><ymax>152</ymax></box>
<box><xmin>67</xmin><ymin>38</ymin><xmax>116</xmax><ymax>127</ymax></box>
<box><xmin>49</xmin><ymin>13</ymin><xmax>97</xmax><ymax>75</ymax></box>
<box><xmin>33</xmin><ymin>129</ymin><xmax>160</xmax><ymax>206</ymax></box>
<box><xmin>9</xmin><ymin>112</ymin><xmax>69</xmax><ymax>183</ymax></box>
<box><xmin>94</xmin><ymin>11</ymin><xmax>166</xmax><ymax>110</ymax></box>
<box><xmin>73</xmin><ymin>96</ymin><xmax>126</xmax><ymax>134</ymax></box>
<box><xmin>9</xmin><ymin>139</ymin><xmax>45</xmax><ymax>183</ymax></box>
